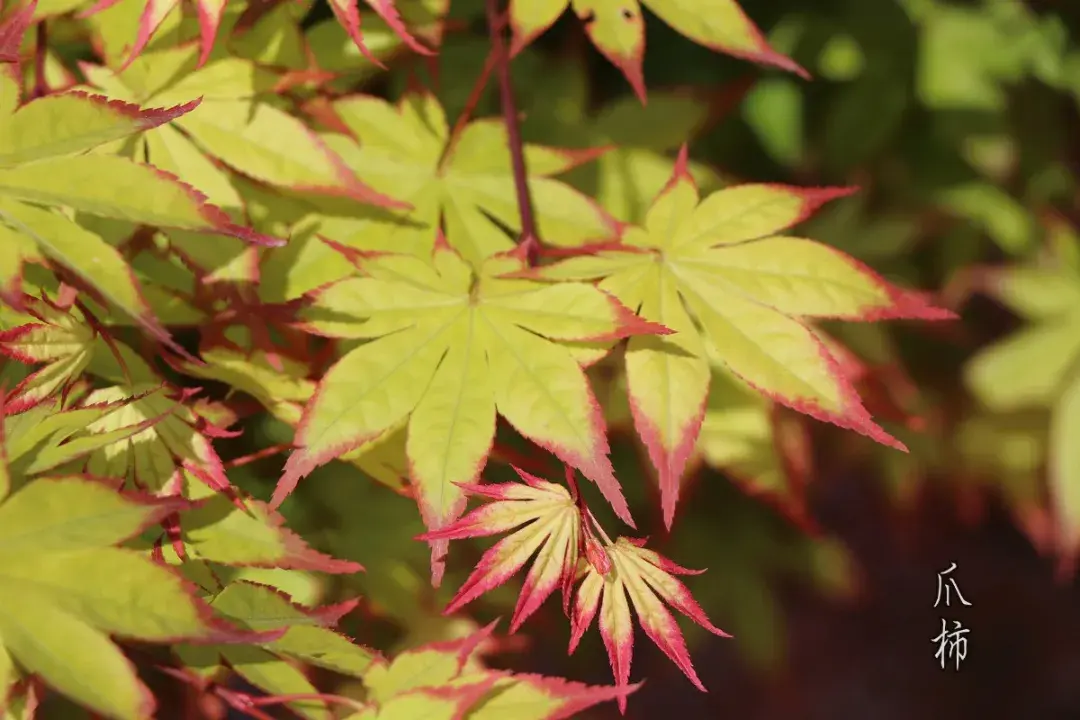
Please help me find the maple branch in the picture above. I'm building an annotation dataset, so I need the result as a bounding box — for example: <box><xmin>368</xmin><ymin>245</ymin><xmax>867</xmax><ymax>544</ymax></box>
<box><xmin>484</xmin><ymin>0</ymin><xmax>539</xmax><ymax>264</ymax></box>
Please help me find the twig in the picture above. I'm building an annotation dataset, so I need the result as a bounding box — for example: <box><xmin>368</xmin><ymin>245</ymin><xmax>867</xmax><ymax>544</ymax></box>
<box><xmin>564</xmin><ymin>463</ymin><xmax>581</xmax><ymax>501</ymax></box>
<box><xmin>31</xmin><ymin>21</ymin><xmax>46</xmax><ymax>99</ymax></box>
<box><xmin>484</xmin><ymin>0</ymin><xmax>539</xmax><ymax>265</ymax></box>
<box><xmin>439</xmin><ymin>45</ymin><xmax>497</xmax><ymax>168</ymax></box>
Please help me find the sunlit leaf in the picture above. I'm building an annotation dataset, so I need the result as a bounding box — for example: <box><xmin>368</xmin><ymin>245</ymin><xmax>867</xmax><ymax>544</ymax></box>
<box><xmin>279</xmin><ymin>236</ymin><xmax>667</xmax><ymax>582</ymax></box>
<box><xmin>533</xmin><ymin>147</ymin><xmax>953</xmax><ymax>524</ymax></box>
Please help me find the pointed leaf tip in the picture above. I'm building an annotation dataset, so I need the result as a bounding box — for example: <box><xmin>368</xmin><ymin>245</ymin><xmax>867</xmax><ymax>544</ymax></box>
<box><xmin>120</xmin><ymin>0</ymin><xmax>184</xmax><ymax>72</ymax></box>
<box><xmin>572</xmin><ymin>538</ymin><xmax>729</xmax><ymax>701</ymax></box>
<box><xmin>365</xmin><ymin>0</ymin><xmax>437</xmax><ymax>56</ymax></box>
<box><xmin>0</xmin><ymin>0</ymin><xmax>36</xmax><ymax>64</ymax></box>
<box><xmin>194</xmin><ymin>0</ymin><xmax>228</xmax><ymax>67</ymax></box>
<box><xmin>141</xmin><ymin>164</ymin><xmax>288</xmax><ymax>247</ymax></box>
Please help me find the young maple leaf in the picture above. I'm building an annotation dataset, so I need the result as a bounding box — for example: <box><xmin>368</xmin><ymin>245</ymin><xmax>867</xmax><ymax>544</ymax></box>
<box><xmin>419</xmin><ymin>465</ymin><xmax>584</xmax><ymax>632</ymax></box>
<box><xmin>0</xmin><ymin>297</ymin><xmax>95</xmax><ymax>412</ymax></box>
<box><xmin>317</xmin><ymin>91</ymin><xmax>619</xmax><ymax>267</ymax></box>
<box><xmin>88</xmin><ymin>0</ymin><xmax>443</xmax><ymax>71</ymax></box>
<box><xmin>0</xmin><ymin>0</ymin><xmax>34</xmax><ymax>65</ymax></box>
<box><xmin>0</xmin><ymin>385</ymin><xmax>178</xmax><ymax>500</ymax></box>
<box><xmin>277</xmin><ymin>236</ymin><xmax>669</xmax><ymax>584</ymax></box>
<box><xmin>508</xmin><ymin>0</ymin><xmax>807</xmax><ymax>103</ymax></box>
<box><xmin>326</xmin><ymin>0</ymin><xmax>442</xmax><ymax>63</ymax></box>
<box><xmin>82</xmin><ymin>384</ymin><xmax>234</xmax><ymax>495</ymax></box>
<box><xmin>530</xmin><ymin>147</ymin><xmax>956</xmax><ymax>526</ymax></box>
<box><xmin>964</xmin><ymin>222</ymin><xmax>1080</xmax><ymax>572</ymax></box>
<box><xmin>0</xmin><ymin>477</ymin><xmax>265</xmax><ymax>720</ymax></box>
<box><xmin>570</xmin><ymin>536</ymin><xmax>730</xmax><ymax>711</ymax></box>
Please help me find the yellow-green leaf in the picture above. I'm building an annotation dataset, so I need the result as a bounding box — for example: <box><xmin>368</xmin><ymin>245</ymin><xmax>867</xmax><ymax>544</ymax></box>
<box><xmin>534</xmin><ymin>149</ymin><xmax>952</xmax><ymax>522</ymax></box>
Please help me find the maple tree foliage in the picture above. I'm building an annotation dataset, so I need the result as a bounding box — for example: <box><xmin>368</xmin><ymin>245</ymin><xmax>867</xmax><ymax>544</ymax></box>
<box><xmin>0</xmin><ymin>0</ymin><xmax>1000</xmax><ymax>716</ymax></box>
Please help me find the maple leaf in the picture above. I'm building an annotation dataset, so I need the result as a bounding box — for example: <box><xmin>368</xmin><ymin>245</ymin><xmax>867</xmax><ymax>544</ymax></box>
<box><xmin>570</xmin><ymin>536</ymin><xmax>730</xmax><ymax>711</ymax></box>
<box><xmin>358</xmin><ymin>622</ymin><xmax>633</xmax><ymax>719</ymax></box>
<box><xmin>175</xmin><ymin>580</ymin><xmax>377</xmax><ymax>720</ymax></box>
<box><xmin>349</xmin><ymin>677</ymin><xmax>499</xmax><ymax>720</ymax></box>
<box><xmin>180</xmin><ymin>471</ymin><xmax>364</xmax><ymax>574</ymax></box>
<box><xmin>363</xmin><ymin>622</ymin><xmax>497</xmax><ymax>703</ymax></box>
<box><xmin>0</xmin><ymin>52</ymin><xmax>283</xmax><ymax>353</ymax></box>
<box><xmin>82</xmin><ymin>384</ymin><xmax>233</xmax><ymax>495</ymax></box>
<box><xmin>955</xmin><ymin>410</ymin><xmax>1052</xmax><ymax>556</ymax></box>
<box><xmin>0</xmin><ymin>385</ymin><xmax>176</xmax><ymax>499</ymax></box>
<box><xmin>79</xmin><ymin>56</ymin><xmax>403</xmax><ymax>211</ymax></box>
<box><xmin>326</xmin><ymin>0</ymin><xmax>441</xmax><ymax>63</ymax></box>
<box><xmin>0</xmin><ymin>477</ymin><xmax>263</xmax><ymax>720</ymax></box>
<box><xmin>964</xmin><ymin>226</ymin><xmax>1080</xmax><ymax>572</ymax></box>
<box><xmin>419</xmin><ymin>465</ymin><xmax>583</xmax><ymax>632</ymax></box>
<box><xmin>0</xmin><ymin>65</ymin><xmax>282</xmax><ymax>247</ymax></box>
<box><xmin>531</xmin><ymin>147</ymin><xmax>955</xmax><ymax>526</ymax></box>
<box><xmin>419</xmin><ymin>465</ymin><xmax>713</xmax><ymax>710</ymax></box>
<box><xmin>172</xmin><ymin>345</ymin><xmax>413</xmax><ymax>494</ymax></box>
<box><xmin>508</xmin><ymin>0</ymin><xmax>807</xmax><ymax>102</ymax></box>
<box><xmin>277</xmin><ymin>236</ymin><xmax>668</xmax><ymax>583</ymax></box>
<box><xmin>464</xmin><ymin>673</ymin><xmax>637</xmax><ymax>720</ymax></box>
<box><xmin>0</xmin><ymin>297</ymin><xmax>95</xmax><ymax>412</ymax></box>
<box><xmin>315</xmin><ymin>91</ymin><xmax>619</xmax><ymax>267</ymax></box>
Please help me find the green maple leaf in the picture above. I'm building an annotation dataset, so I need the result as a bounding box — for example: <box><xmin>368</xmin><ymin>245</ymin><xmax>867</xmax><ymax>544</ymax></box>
<box><xmin>509</xmin><ymin>0</ymin><xmax>807</xmax><ymax>102</ymax></box>
<box><xmin>533</xmin><ymin>148</ymin><xmax>955</xmax><ymax>525</ymax></box>
<box><xmin>176</xmin><ymin>580</ymin><xmax>376</xmax><ymax>720</ymax></box>
<box><xmin>80</xmin><ymin>52</ymin><xmax>401</xmax><ymax>210</ymax></box>
<box><xmin>317</xmin><ymin>91</ymin><xmax>619</xmax><ymax>267</ymax></box>
<box><xmin>307</xmin><ymin>7</ymin><xmax>436</xmax><ymax>83</ymax></box>
<box><xmin>173</xmin><ymin>345</ymin><xmax>411</xmax><ymax>493</ymax></box>
<box><xmin>956</xmin><ymin>410</ymin><xmax>1050</xmax><ymax>553</ymax></box>
<box><xmin>275</xmin><ymin>236</ymin><xmax>668</xmax><ymax>583</ymax></box>
<box><xmin>180</xmin><ymin>470</ymin><xmax>365</xmax><ymax>574</ymax></box>
<box><xmin>964</xmin><ymin>232</ymin><xmax>1080</xmax><ymax>569</ymax></box>
<box><xmin>0</xmin><ymin>476</ymin><xmax>254</xmax><ymax>720</ymax></box>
